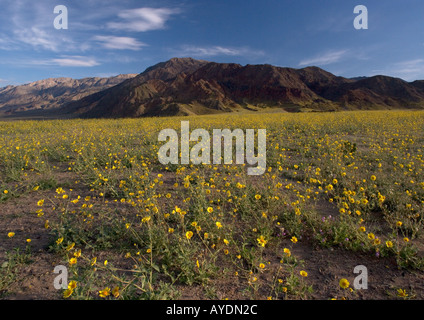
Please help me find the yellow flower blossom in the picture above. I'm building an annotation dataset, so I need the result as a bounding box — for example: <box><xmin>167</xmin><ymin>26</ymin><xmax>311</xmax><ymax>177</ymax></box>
<box><xmin>99</xmin><ymin>287</ymin><xmax>111</xmax><ymax>298</ymax></box>
<box><xmin>186</xmin><ymin>231</ymin><xmax>194</xmax><ymax>240</ymax></box>
<box><xmin>339</xmin><ymin>278</ymin><xmax>350</xmax><ymax>289</ymax></box>
<box><xmin>257</xmin><ymin>235</ymin><xmax>267</xmax><ymax>247</ymax></box>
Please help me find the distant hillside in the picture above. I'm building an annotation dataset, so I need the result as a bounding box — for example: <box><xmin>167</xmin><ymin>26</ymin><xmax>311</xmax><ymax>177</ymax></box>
<box><xmin>2</xmin><ymin>57</ymin><xmax>424</xmax><ymax>119</ymax></box>
<box><xmin>0</xmin><ymin>74</ymin><xmax>137</xmax><ymax>116</ymax></box>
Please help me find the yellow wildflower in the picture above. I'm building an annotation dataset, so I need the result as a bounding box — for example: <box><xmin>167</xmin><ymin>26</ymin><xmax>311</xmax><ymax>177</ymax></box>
<box><xmin>99</xmin><ymin>287</ymin><xmax>111</xmax><ymax>298</ymax></box>
<box><xmin>339</xmin><ymin>278</ymin><xmax>350</xmax><ymax>289</ymax></box>
<box><xmin>186</xmin><ymin>231</ymin><xmax>194</xmax><ymax>240</ymax></box>
<box><xmin>257</xmin><ymin>235</ymin><xmax>267</xmax><ymax>247</ymax></box>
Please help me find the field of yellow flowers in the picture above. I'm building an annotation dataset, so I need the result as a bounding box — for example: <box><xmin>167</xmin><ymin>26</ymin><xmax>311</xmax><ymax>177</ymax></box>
<box><xmin>1</xmin><ymin>110</ymin><xmax>424</xmax><ymax>300</ymax></box>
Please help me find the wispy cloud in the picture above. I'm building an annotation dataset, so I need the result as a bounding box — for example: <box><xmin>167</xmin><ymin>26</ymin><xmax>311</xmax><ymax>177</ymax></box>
<box><xmin>3</xmin><ymin>1</ymin><xmax>77</xmax><ymax>52</ymax></box>
<box><xmin>107</xmin><ymin>7</ymin><xmax>181</xmax><ymax>32</ymax></box>
<box><xmin>93</xmin><ymin>36</ymin><xmax>147</xmax><ymax>51</ymax></box>
<box><xmin>299</xmin><ymin>50</ymin><xmax>348</xmax><ymax>66</ymax></box>
<box><xmin>0</xmin><ymin>35</ymin><xmax>18</xmax><ymax>50</ymax></box>
<box><xmin>13</xmin><ymin>27</ymin><xmax>63</xmax><ymax>52</ymax></box>
<box><xmin>385</xmin><ymin>59</ymin><xmax>424</xmax><ymax>81</ymax></box>
<box><xmin>175</xmin><ymin>45</ymin><xmax>265</xmax><ymax>58</ymax></box>
<box><xmin>33</xmin><ymin>56</ymin><xmax>100</xmax><ymax>67</ymax></box>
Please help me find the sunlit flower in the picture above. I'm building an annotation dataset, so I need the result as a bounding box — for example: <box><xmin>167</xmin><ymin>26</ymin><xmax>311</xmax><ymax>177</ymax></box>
<box><xmin>99</xmin><ymin>287</ymin><xmax>111</xmax><ymax>298</ymax></box>
<box><xmin>397</xmin><ymin>288</ymin><xmax>408</xmax><ymax>298</ymax></box>
<box><xmin>339</xmin><ymin>278</ymin><xmax>350</xmax><ymax>289</ymax></box>
<box><xmin>63</xmin><ymin>288</ymin><xmax>73</xmax><ymax>298</ymax></box>
<box><xmin>257</xmin><ymin>235</ymin><xmax>267</xmax><ymax>247</ymax></box>
<box><xmin>141</xmin><ymin>216</ymin><xmax>151</xmax><ymax>223</ymax></box>
<box><xmin>112</xmin><ymin>286</ymin><xmax>120</xmax><ymax>298</ymax></box>
<box><xmin>68</xmin><ymin>281</ymin><xmax>77</xmax><ymax>290</ymax></box>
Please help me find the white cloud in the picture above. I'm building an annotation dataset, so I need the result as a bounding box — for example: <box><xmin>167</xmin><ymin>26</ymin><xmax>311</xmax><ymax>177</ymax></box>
<box><xmin>93</xmin><ymin>36</ymin><xmax>147</xmax><ymax>51</ymax></box>
<box><xmin>299</xmin><ymin>50</ymin><xmax>348</xmax><ymax>66</ymax></box>
<box><xmin>393</xmin><ymin>59</ymin><xmax>424</xmax><ymax>74</ymax></box>
<box><xmin>51</xmin><ymin>56</ymin><xmax>100</xmax><ymax>67</ymax></box>
<box><xmin>175</xmin><ymin>45</ymin><xmax>265</xmax><ymax>58</ymax></box>
<box><xmin>107</xmin><ymin>7</ymin><xmax>180</xmax><ymax>32</ymax></box>
<box><xmin>385</xmin><ymin>59</ymin><xmax>424</xmax><ymax>81</ymax></box>
<box><xmin>13</xmin><ymin>27</ymin><xmax>61</xmax><ymax>52</ymax></box>
<box><xmin>0</xmin><ymin>36</ymin><xmax>18</xmax><ymax>50</ymax></box>
<box><xmin>34</xmin><ymin>56</ymin><xmax>100</xmax><ymax>67</ymax></box>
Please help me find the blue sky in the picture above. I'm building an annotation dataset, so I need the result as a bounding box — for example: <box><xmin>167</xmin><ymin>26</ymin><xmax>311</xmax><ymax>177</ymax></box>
<box><xmin>0</xmin><ymin>0</ymin><xmax>423</xmax><ymax>86</ymax></box>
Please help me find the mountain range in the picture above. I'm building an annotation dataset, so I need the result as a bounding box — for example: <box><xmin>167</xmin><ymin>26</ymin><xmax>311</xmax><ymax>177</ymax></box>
<box><xmin>1</xmin><ymin>57</ymin><xmax>424</xmax><ymax>119</ymax></box>
<box><xmin>0</xmin><ymin>74</ymin><xmax>137</xmax><ymax>116</ymax></box>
